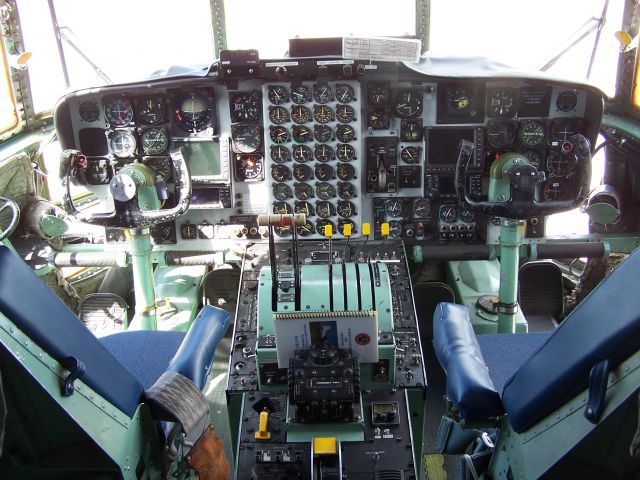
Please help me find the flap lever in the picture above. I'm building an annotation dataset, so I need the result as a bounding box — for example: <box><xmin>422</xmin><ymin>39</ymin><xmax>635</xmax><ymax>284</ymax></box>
<box><xmin>584</xmin><ymin>358</ymin><xmax>610</xmax><ymax>424</ymax></box>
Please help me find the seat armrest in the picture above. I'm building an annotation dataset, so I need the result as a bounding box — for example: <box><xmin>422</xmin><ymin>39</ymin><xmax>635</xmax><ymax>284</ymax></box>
<box><xmin>167</xmin><ymin>305</ymin><xmax>230</xmax><ymax>390</ymax></box>
<box><xmin>433</xmin><ymin>303</ymin><xmax>503</xmax><ymax>423</ymax></box>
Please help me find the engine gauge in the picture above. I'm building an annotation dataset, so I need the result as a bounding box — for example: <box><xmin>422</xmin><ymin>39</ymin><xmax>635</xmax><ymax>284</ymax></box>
<box><xmin>446</xmin><ymin>86</ymin><xmax>475</xmax><ymax>113</ymax></box>
<box><xmin>79</xmin><ymin>101</ymin><xmax>100</xmax><ymax>122</ymax></box>
<box><xmin>486</xmin><ymin>88</ymin><xmax>517</xmax><ymax>118</ymax></box>
<box><xmin>174</xmin><ymin>92</ymin><xmax>212</xmax><ymax>132</ymax></box>
<box><xmin>556</xmin><ymin>90</ymin><xmax>578</xmax><ymax>112</ymax></box>
<box><xmin>368</xmin><ymin>108</ymin><xmax>390</xmax><ymax>130</ymax></box>
<box><xmin>271</xmin><ymin>164</ymin><xmax>291</xmax><ymax>181</ymax></box>
<box><xmin>400</xmin><ymin>120</ymin><xmax>422</xmax><ymax>142</ymax></box>
<box><xmin>314</xmin><ymin>163</ymin><xmax>334</xmax><ymax>181</ymax></box>
<box><xmin>231</xmin><ymin>124</ymin><xmax>262</xmax><ymax>153</ymax></box>
<box><xmin>316</xmin><ymin>201</ymin><xmax>336</xmax><ymax>218</ymax></box>
<box><xmin>105</xmin><ymin>98</ymin><xmax>133</xmax><ymax>126</ymax></box>
<box><xmin>393</xmin><ymin>90</ymin><xmax>423</xmax><ymax>118</ymax></box>
<box><xmin>235</xmin><ymin>154</ymin><xmax>263</xmax><ymax>180</ymax></box>
<box><xmin>273</xmin><ymin>201</ymin><xmax>292</xmax><ymax>214</ymax></box>
<box><xmin>336</xmin><ymin>144</ymin><xmax>356</xmax><ymax>162</ymax></box>
<box><xmin>384</xmin><ymin>199</ymin><xmax>403</xmax><ymax>217</ymax></box>
<box><xmin>338</xmin><ymin>219</ymin><xmax>356</xmax><ymax>235</ymax></box>
<box><xmin>314</xmin><ymin>144</ymin><xmax>334</xmax><ymax>162</ymax></box>
<box><xmin>268</xmin><ymin>85</ymin><xmax>289</xmax><ymax>105</ymax></box>
<box><xmin>144</xmin><ymin>157</ymin><xmax>172</xmax><ymax>182</ymax></box>
<box><xmin>292</xmin><ymin>125</ymin><xmax>312</xmax><ymax>143</ymax></box>
<box><xmin>412</xmin><ymin>198</ymin><xmax>431</xmax><ymax>218</ymax></box>
<box><xmin>543</xmin><ymin>179</ymin><xmax>564</xmax><ymax>201</ymax></box>
<box><xmin>338</xmin><ymin>181</ymin><xmax>356</xmax><ymax>199</ymax></box>
<box><xmin>368</xmin><ymin>84</ymin><xmax>389</xmax><ymax>105</ymax></box>
<box><xmin>293</xmin><ymin>163</ymin><xmax>312</xmax><ymax>181</ymax></box>
<box><xmin>518</xmin><ymin>120</ymin><xmax>546</xmax><ymax>147</ymax></box>
<box><xmin>269</xmin><ymin>125</ymin><xmax>290</xmax><ymax>144</ymax></box>
<box><xmin>336</xmin><ymin>104</ymin><xmax>355</xmax><ymax>123</ymax></box>
<box><xmin>337</xmin><ymin>200</ymin><xmax>356</xmax><ymax>218</ymax></box>
<box><xmin>137</xmin><ymin>97</ymin><xmax>165</xmax><ymax>125</ymax></box>
<box><xmin>270</xmin><ymin>145</ymin><xmax>290</xmax><ymax>163</ymax></box>
<box><xmin>336</xmin><ymin>124</ymin><xmax>356</xmax><ymax>143</ymax></box>
<box><xmin>486</xmin><ymin>119</ymin><xmax>517</xmax><ymax>149</ymax></box>
<box><xmin>336</xmin><ymin>163</ymin><xmax>355</xmax><ymax>181</ymax></box>
<box><xmin>290</xmin><ymin>85</ymin><xmax>311</xmax><ymax>105</ymax></box>
<box><xmin>316</xmin><ymin>219</ymin><xmax>335</xmax><ymax>236</ymax></box>
<box><xmin>459</xmin><ymin>207</ymin><xmax>475</xmax><ymax>223</ymax></box>
<box><xmin>547</xmin><ymin>149</ymin><xmax>578</xmax><ymax>177</ymax></box>
<box><xmin>294</xmin><ymin>201</ymin><xmax>314</xmax><ymax>217</ymax></box>
<box><xmin>294</xmin><ymin>182</ymin><xmax>314</xmax><ymax>200</ymax></box>
<box><xmin>313</xmin><ymin>105</ymin><xmax>333</xmax><ymax>124</ymax></box>
<box><xmin>518</xmin><ymin>149</ymin><xmax>542</xmax><ymax>169</ymax></box>
<box><xmin>314</xmin><ymin>125</ymin><xmax>333</xmax><ymax>143</ymax></box>
<box><xmin>110</xmin><ymin>130</ymin><xmax>136</xmax><ymax>158</ymax></box>
<box><xmin>400</xmin><ymin>146</ymin><xmax>421</xmax><ymax>164</ymax></box>
<box><xmin>296</xmin><ymin>220</ymin><xmax>315</xmax><ymax>236</ymax></box>
<box><xmin>273</xmin><ymin>182</ymin><xmax>292</xmax><ymax>200</ymax></box>
<box><xmin>438</xmin><ymin>204</ymin><xmax>458</xmax><ymax>223</ymax></box>
<box><xmin>291</xmin><ymin>105</ymin><xmax>311</xmax><ymax>124</ymax></box>
<box><xmin>313</xmin><ymin>84</ymin><xmax>334</xmax><ymax>104</ymax></box>
<box><xmin>292</xmin><ymin>145</ymin><xmax>313</xmax><ymax>162</ymax></box>
<box><xmin>141</xmin><ymin>127</ymin><xmax>169</xmax><ymax>155</ymax></box>
<box><xmin>336</xmin><ymin>84</ymin><xmax>356</xmax><ymax>103</ymax></box>
<box><xmin>268</xmin><ymin>106</ymin><xmax>289</xmax><ymax>125</ymax></box>
<box><xmin>388</xmin><ymin>220</ymin><xmax>403</xmax><ymax>238</ymax></box>
<box><xmin>315</xmin><ymin>182</ymin><xmax>335</xmax><ymax>200</ymax></box>
<box><xmin>229</xmin><ymin>91</ymin><xmax>261</xmax><ymax>123</ymax></box>
<box><xmin>274</xmin><ymin>225</ymin><xmax>291</xmax><ymax>237</ymax></box>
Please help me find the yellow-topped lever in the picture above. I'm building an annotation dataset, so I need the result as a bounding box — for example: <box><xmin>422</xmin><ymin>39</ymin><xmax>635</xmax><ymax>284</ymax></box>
<box><xmin>380</xmin><ymin>222</ymin><xmax>390</xmax><ymax>238</ymax></box>
<box><xmin>362</xmin><ymin>222</ymin><xmax>371</xmax><ymax>238</ymax></box>
<box><xmin>343</xmin><ymin>223</ymin><xmax>352</xmax><ymax>237</ymax></box>
<box><xmin>255</xmin><ymin>410</ymin><xmax>272</xmax><ymax>440</ymax></box>
<box><xmin>324</xmin><ymin>224</ymin><xmax>333</xmax><ymax>238</ymax></box>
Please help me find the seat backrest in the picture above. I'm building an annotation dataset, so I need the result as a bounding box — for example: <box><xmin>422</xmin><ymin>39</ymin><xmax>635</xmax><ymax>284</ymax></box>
<box><xmin>0</xmin><ymin>245</ymin><xmax>144</xmax><ymax>417</ymax></box>
<box><xmin>503</xmin><ymin>247</ymin><xmax>640</xmax><ymax>432</ymax></box>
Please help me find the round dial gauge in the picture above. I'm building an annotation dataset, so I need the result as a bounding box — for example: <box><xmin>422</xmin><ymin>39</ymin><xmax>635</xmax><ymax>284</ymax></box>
<box><xmin>137</xmin><ymin>97</ymin><xmax>164</xmax><ymax>125</ymax></box>
<box><xmin>296</xmin><ymin>220</ymin><xmax>315</xmax><ymax>237</ymax></box>
<box><xmin>316</xmin><ymin>219</ymin><xmax>335</xmax><ymax>236</ymax></box>
<box><xmin>294</xmin><ymin>201</ymin><xmax>314</xmax><ymax>217</ymax></box>
<box><xmin>273</xmin><ymin>201</ymin><xmax>292</xmax><ymax>214</ymax></box>
<box><xmin>336</xmin><ymin>104</ymin><xmax>355</xmax><ymax>123</ymax></box>
<box><xmin>293</xmin><ymin>163</ymin><xmax>312</xmax><ymax>181</ymax></box>
<box><xmin>271</xmin><ymin>164</ymin><xmax>291</xmax><ymax>182</ymax></box>
<box><xmin>336</xmin><ymin>124</ymin><xmax>356</xmax><ymax>143</ymax></box>
<box><xmin>368</xmin><ymin>109</ymin><xmax>390</xmax><ymax>129</ymax></box>
<box><xmin>274</xmin><ymin>225</ymin><xmax>291</xmax><ymax>237</ymax></box>
<box><xmin>446</xmin><ymin>87</ymin><xmax>475</xmax><ymax>113</ymax></box>
<box><xmin>384</xmin><ymin>199</ymin><xmax>403</xmax><ymax>217</ymax></box>
<box><xmin>314</xmin><ymin>144</ymin><xmax>334</xmax><ymax>162</ymax></box>
<box><xmin>547</xmin><ymin>149</ymin><xmax>578</xmax><ymax>177</ymax></box>
<box><xmin>79</xmin><ymin>101</ymin><xmax>100</xmax><ymax>122</ymax></box>
<box><xmin>556</xmin><ymin>90</ymin><xmax>578</xmax><ymax>112</ymax></box>
<box><xmin>316</xmin><ymin>201</ymin><xmax>336</xmax><ymax>218</ymax></box>
<box><xmin>518</xmin><ymin>149</ymin><xmax>542</xmax><ymax>169</ymax></box>
<box><xmin>314</xmin><ymin>125</ymin><xmax>333</xmax><ymax>143</ymax></box>
<box><xmin>110</xmin><ymin>130</ymin><xmax>136</xmax><ymax>158</ymax></box>
<box><xmin>271</xmin><ymin>145</ymin><xmax>290</xmax><ymax>163</ymax></box>
<box><xmin>175</xmin><ymin>92</ymin><xmax>211</xmax><ymax>132</ymax></box>
<box><xmin>144</xmin><ymin>157</ymin><xmax>172</xmax><ymax>182</ymax></box>
<box><xmin>338</xmin><ymin>219</ymin><xmax>356</xmax><ymax>235</ymax></box>
<box><xmin>388</xmin><ymin>220</ymin><xmax>403</xmax><ymax>238</ymax></box>
<box><xmin>400</xmin><ymin>146</ymin><xmax>421</xmax><ymax>164</ymax></box>
<box><xmin>401</xmin><ymin>120</ymin><xmax>422</xmax><ymax>141</ymax></box>
<box><xmin>337</xmin><ymin>163</ymin><xmax>355</xmax><ymax>181</ymax></box>
<box><xmin>291</xmin><ymin>105</ymin><xmax>311</xmax><ymax>124</ymax></box>
<box><xmin>368</xmin><ymin>84</ymin><xmax>388</xmax><ymax>105</ymax></box>
<box><xmin>315</xmin><ymin>182</ymin><xmax>335</xmax><ymax>200</ymax></box>
<box><xmin>337</xmin><ymin>144</ymin><xmax>356</xmax><ymax>162</ymax></box>
<box><xmin>141</xmin><ymin>128</ymin><xmax>169</xmax><ymax>155</ymax></box>
<box><xmin>268</xmin><ymin>85</ymin><xmax>289</xmax><ymax>105</ymax></box>
<box><xmin>518</xmin><ymin>120</ymin><xmax>546</xmax><ymax>147</ymax></box>
<box><xmin>236</xmin><ymin>154</ymin><xmax>263</xmax><ymax>180</ymax></box>
<box><xmin>313</xmin><ymin>105</ymin><xmax>333</xmax><ymax>123</ymax></box>
<box><xmin>393</xmin><ymin>90</ymin><xmax>423</xmax><ymax>118</ymax></box>
<box><xmin>459</xmin><ymin>207</ymin><xmax>475</xmax><ymax>223</ymax></box>
<box><xmin>338</xmin><ymin>181</ymin><xmax>356</xmax><ymax>199</ymax></box>
<box><xmin>292</xmin><ymin>125</ymin><xmax>312</xmax><ymax>143</ymax></box>
<box><xmin>294</xmin><ymin>182</ymin><xmax>314</xmax><ymax>200</ymax></box>
<box><xmin>292</xmin><ymin>145</ymin><xmax>313</xmax><ymax>162</ymax></box>
<box><xmin>268</xmin><ymin>106</ymin><xmax>289</xmax><ymax>125</ymax></box>
<box><xmin>314</xmin><ymin>163</ymin><xmax>334</xmax><ymax>181</ymax></box>
<box><xmin>486</xmin><ymin>88</ymin><xmax>517</xmax><ymax>118</ymax></box>
<box><xmin>290</xmin><ymin>85</ymin><xmax>311</xmax><ymax>105</ymax></box>
<box><xmin>543</xmin><ymin>179</ymin><xmax>564</xmax><ymax>201</ymax></box>
<box><xmin>269</xmin><ymin>125</ymin><xmax>290</xmax><ymax>144</ymax></box>
<box><xmin>486</xmin><ymin>120</ymin><xmax>517</xmax><ymax>149</ymax></box>
<box><xmin>337</xmin><ymin>200</ymin><xmax>356</xmax><ymax>218</ymax></box>
<box><xmin>273</xmin><ymin>182</ymin><xmax>292</xmax><ymax>200</ymax></box>
<box><xmin>438</xmin><ymin>205</ymin><xmax>458</xmax><ymax>223</ymax></box>
<box><xmin>413</xmin><ymin>198</ymin><xmax>431</xmax><ymax>218</ymax></box>
<box><xmin>229</xmin><ymin>91</ymin><xmax>261</xmax><ymax>123</ymax></box>
<box><xmin>105</xmin><ymin>98</ymin><xmax>133</xmax><ymax>126</ymax></box>
<box><xmin>313</xmin><ymin>84</ymin><xmax>334</xmax><ymax>104</ymax></box>
<box><xmin>232</xmin><ymin>124</ymin><xmax>262</xmax><ymax>153</ymax></box>
<box><xmin>336</xmin><ymin>84</ymin><xmax>356</xmax><ymax>103</ymax></box>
